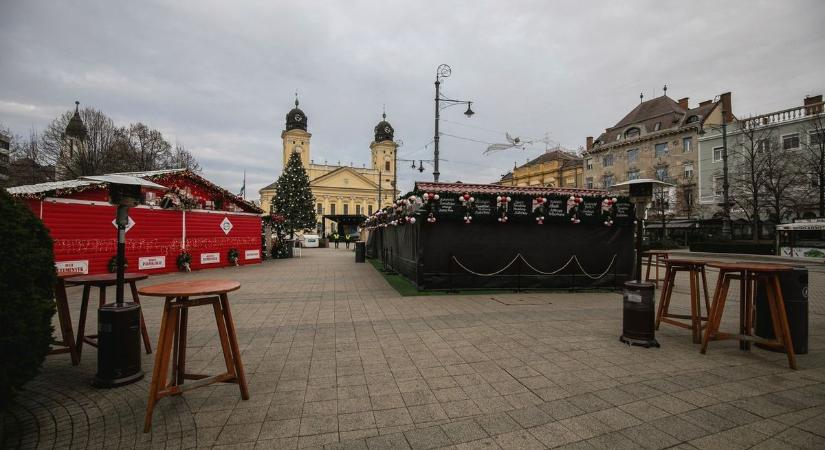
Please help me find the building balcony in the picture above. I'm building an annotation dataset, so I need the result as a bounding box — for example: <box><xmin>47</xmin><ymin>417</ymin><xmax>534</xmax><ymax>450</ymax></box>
<box><xmin>740</xmin><ymin>101</ymin><xmax>824</xmax><ymax>130</ymax></box>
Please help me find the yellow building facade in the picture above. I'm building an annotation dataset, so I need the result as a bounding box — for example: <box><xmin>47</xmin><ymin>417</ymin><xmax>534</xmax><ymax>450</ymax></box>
<box><xmin>259</xmin><ymin>99</ymin><xmax>399</xmax><ymax>235</ymax></box>
<box><xmin>497</xmin><ymin>149</ymin><xmax>583</xmax><ymax>188</ymax></box>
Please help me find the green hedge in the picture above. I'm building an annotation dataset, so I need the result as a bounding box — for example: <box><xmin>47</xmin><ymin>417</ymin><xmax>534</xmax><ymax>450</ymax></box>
<box><xmin>689</xmin><ymin>241</ymin><xmax>774</xmax><ymax>255</ymax></box>
<box><xmin>0</xmin><ymin>190</ymin><xmax>56</xmax><ymax>410</ymax></box>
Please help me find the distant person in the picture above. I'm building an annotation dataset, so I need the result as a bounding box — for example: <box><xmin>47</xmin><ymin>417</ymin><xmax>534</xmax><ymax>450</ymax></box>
<box><xmin>333</xmin><ymin>232</ymin><xmax>340</xmax><ymax>248</ymax></box>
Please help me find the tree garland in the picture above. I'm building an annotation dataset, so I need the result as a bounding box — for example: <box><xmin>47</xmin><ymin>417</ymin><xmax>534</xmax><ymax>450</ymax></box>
<box><xmin>228</xmin><ymin>248</ymin><xmax>240</xmax><ymax>266</ymax></box>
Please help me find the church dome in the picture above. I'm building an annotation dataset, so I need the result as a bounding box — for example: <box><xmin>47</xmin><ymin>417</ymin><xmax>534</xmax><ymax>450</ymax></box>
<box><xmin>65</xmin><ymin>101</ymin><xmax>88</xmax><ymax>140</ymax></box>
<box><xmin>374</xmin><ymin>113</ymin><xmax>394</xmax><ymax>142</ymax></box>
<box><xmin>285</xmin><ymin>98</ymin><xmax>307</xmax><ymax>131</ymax></box>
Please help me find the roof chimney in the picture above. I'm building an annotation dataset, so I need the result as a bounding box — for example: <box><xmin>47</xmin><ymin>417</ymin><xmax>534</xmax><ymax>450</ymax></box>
<box><xmin>804</xmin><ymin>94</ymin><xmax>823</xmax><ymax>114</ymax></box>
<box><xmin>586</xmin><ymin>136</ymin><xmax>593</xmax><ymax>151</ymax></box>
<box><xmin>678</xmin><ymin>97</ymin><xmax>689</xmax><ymax>109</ymax></box>
<box><xmin>719</xmin><ymin>92</ymin><xmax>732</xmax><ymax>122</ymax></box>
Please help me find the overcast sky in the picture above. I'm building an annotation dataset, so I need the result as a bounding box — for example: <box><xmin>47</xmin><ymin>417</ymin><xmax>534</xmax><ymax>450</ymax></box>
<box><xmin>2</xmin><ymin>0</ymin><xmax>823</xmax><ymax>197</ymax></box>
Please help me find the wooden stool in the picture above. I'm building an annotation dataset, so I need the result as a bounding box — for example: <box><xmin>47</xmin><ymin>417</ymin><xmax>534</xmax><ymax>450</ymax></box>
<box><xmin>49</xmin><ymin>272</ymin><xmax>81</xmax><ymax>365</ymax></box>
<box><xmin>701</xmin><ymin>262</ymin><xmax>797</xmax><ymax>370</ymax></box>
<box><xmin>67</xmin><ymin>273</ymin><xmax>152</xmax><ymax>357</ymax></box>
<box><xmin>643</xmin><ymin>251</ymin><xmax>669</xmax><ymax>287</ymax></box>
<box><xmin>139</xmin><ymin>280</ymin><xmax>249</xmax><ymax>433</ymax></box>
<box><xmin>655</xmin><ymin>258</ymin><xmax>714</xmax><ymax>343</ymax></box>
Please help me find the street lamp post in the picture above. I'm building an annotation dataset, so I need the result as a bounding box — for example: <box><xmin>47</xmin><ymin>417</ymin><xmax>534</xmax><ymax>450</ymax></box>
<box><xmin>433</xmin><ymin>64</ymin><xmax>475</xmax><ymax>183</ymax></box>
<box><xmin>720</xmin><ymin>108</ymin><xmax>732</xmax><ymax>240</ymax></box>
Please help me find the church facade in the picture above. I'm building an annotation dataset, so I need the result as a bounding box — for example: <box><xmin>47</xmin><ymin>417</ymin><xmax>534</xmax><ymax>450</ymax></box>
<box><xmin>259</xmin><ymin>99</ymin><xmax>400</xmax><ymax>235</ymax></box>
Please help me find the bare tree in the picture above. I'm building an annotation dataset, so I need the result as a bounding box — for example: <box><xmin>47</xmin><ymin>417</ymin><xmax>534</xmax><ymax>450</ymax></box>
<box><xmin>762</xmin><ymin>137</ymin><xmax>804</xmax><ymax>223</ymax></box>
<box><xmin>728</xmin><ymin>121</ymin><xmax>771</xmax><ymax>241</ymax></box>
<box><xmin>798</xmin><ymin>107</ymin><xmax>825</xmax><ymax>217</ymax></box>
<box><xmin>40</xmin><ymin>107</ymin><xmax>120</xmax><ymax>180</ymax></box>
<box><xmin>121</xmin><ymin>123</ymin><xmax>173</xmax><ymax>171</ymax></box>
<box><xmin>166</xmin><ymin>142</ymin><xmax>201</xmax><ymax>172</ymax></box>
<box><xmin>3</xmin><ymin>128</ymin><xmax>56</xmax><ymax>186</ymax></box>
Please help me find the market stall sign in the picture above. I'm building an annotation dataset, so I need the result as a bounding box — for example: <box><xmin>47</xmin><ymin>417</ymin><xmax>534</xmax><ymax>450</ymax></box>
<box><xmin>139</xmin><ymin>256</ymin><xmax>166</xmax><ymax>270</ymax></box>
<box><xmin>201</xmin><ymin>252</ymin><xmax>220</xmax><ymax>264</ymax></box>
<box><xmin>56</xmin><ymin>260</ymin><xmax>89</xmax><ymax>274</ymax></box>
<box><xmin>245</xmin><ymin>249</ymin><xmax>260</xmax><ymax>260</ymax></box>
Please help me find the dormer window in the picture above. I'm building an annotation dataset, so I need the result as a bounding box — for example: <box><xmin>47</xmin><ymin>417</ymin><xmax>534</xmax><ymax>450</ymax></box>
<box><xmin>686</xmin><ymin>115</ymin><xmax>699</xmax><ymax>124</ymax></box>
<box><xmin>653</xmin><ymin>122</ymin><xmax>662</xmax><ymax>131</ymax></box>
<box><xmin>624</xmin><ymin>127</ymin><xmax>640</xmax><ymax>139</ymax></box>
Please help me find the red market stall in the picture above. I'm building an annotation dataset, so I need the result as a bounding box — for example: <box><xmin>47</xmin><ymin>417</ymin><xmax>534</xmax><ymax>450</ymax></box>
<box><xmin>7</xmin><ymin>169</ymin><xmax>263</xmax><ymax>275</ymax></box>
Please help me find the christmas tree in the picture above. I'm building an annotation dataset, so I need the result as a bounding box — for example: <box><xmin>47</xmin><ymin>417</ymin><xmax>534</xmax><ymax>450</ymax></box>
<box><xmin>272</xmin><ymin>151</ymin><xmax>317</xmax><ymax>238</ymax></box>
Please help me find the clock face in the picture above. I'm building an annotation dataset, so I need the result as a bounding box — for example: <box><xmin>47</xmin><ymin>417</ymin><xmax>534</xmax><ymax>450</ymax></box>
<box><xmin>384</xmin><ymin>126</ymin><xmax>391</xmax><ymax>133</ymax></box>
<box><xmin>293</xmin><ymin>145</ymin><xmax>302</xmax><ymax>154</ymax></box>
<box><xmin>294</xmin><ymin>114</ymin><xmax>302</xmax><ymax>122</ymax></box>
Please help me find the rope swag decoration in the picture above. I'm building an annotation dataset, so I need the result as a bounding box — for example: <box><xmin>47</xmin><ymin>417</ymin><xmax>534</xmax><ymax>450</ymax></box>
<box><xmin>452</xmin><ymin>253</ymin><xmax>618</xmax><ymax>280</ymax></box>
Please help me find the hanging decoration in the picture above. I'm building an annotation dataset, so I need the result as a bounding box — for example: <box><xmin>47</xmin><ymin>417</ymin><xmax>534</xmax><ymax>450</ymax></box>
<box><xmin>459</xmin><ymin>193</ymin><xmax>476</xmax><ymax>224</ymax></box>
<box><xmin>533</xmin><ymin>196</ymin><xmax>547</xmax><ymax>225</ymax></box>
<box><xmin>228</xmin><ymin>248</ymin><xmax>240</xmax><ymax>266</ymax></box>
<box><xmin>421</xmin><ymin>192</ymin><xmax>440</xmax><ymax>223</ymax></box>
<box><xmin>601</xmin><ymin>197</ymin><xmax>618</xmax><ymax>226</ymax></box>
<box><xmin>177</xmin><ymin>250</ymin><xmax>192</xmax><ymax>272</ymax></box>
<box><xmin>566</xmin><ymin>195</ymin><xmax>583</xmax><ymax>224</ymax></box>
<box><xmin>496</xmin><ymin>195</ymin><xmax>511</xmax><ymax>223</ymax></box>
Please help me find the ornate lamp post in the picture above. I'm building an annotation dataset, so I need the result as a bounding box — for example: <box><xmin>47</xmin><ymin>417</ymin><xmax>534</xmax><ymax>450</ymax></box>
<box><xmin>433</xmin><ymin>64</ymin><xmax>475</xmax><ymax>183</ymax></box>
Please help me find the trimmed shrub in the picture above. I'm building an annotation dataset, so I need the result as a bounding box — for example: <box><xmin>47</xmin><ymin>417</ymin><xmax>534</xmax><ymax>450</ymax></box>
<box><xmin>0</xmin><ymin>190</ymin><xmax>56</xmax><ymax>410</ymax></box>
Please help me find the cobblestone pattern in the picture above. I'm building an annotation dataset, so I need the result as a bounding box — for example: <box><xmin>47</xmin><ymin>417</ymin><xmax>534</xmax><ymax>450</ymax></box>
<box><xmin>2</xmin><ymin>248</ymin><xmax>824</xmax><ymax>449</ymax></box>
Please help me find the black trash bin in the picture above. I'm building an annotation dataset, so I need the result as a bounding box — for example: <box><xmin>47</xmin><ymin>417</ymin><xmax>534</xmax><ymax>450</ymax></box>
<box><xmin>620</xmin><ymin>281</ymin><xmax>660</xmax><ymax>348</ymax></box>
<box><xmin>755</xmin><ymin>267</ymin><xmax>808</xmax><ymax>354</ymax></box>
<box><xmin>355</xmin><ymin>241</ymin><xmax>365</xmax><ymax>263</ymax></box>
<box><xmin>284</xmin><ymin>239</ymin><xmax>294</xmax><ymax>258</ymax></box>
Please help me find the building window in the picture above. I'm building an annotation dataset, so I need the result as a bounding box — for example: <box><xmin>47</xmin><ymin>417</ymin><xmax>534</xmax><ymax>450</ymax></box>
<box><xmin>714</xmin><ymin>177</ymin><xmax>724</xmax><ymax>197</ymax></box>
<box><xmin>625</xmin><ymin>127</ymin><xmax>640</xmax><ymax>139</ymax></box>
<box><xmin>343</xmin><ymin>204</ymin><xmax>349</xmax><ymax>215</ymax></box>
<box><xmin>317</xmin><ymin>203</ymin><xmax>323</xmax><ymax>214</ymax></box>
<box><xmin>330</xmin><ymin>203</ymin><xmax>336</xmax><ymax>215</ymax></box>
<box><xmin>683</xmin><ymin>137</ymin><xmax>692</xmax><ymax>152</ymax></box>
<box><xmin>811</xmin><ymin>130</ymin><xmax>824</xmax><ymax>146</ymax></box>
<box><xmin>654</xmin><ymin>122</ymin><xmax>662</xmax><ymax>131</ymax></box>
<box><xmin>654</xmin><ymin>142</ymin><xmax>668</xmax><ymax>157</ymax></box>
<box><xmin>586</xmin><ymin>177</ymin><xmax>594</xmax><ymax>189</ymax></box>
<box><xmin>356</xmin><ymin>204</ymin><xmax>361</xmax><ymax>215</ymax></box>
<box><xmin>585</xmin><ymin>158</ymin><xmax>593</xmax><ymax>170</ymax></box>
<box><xmin>756</xmin><ymin>139</ymin><xmax>770</xmax><ymax>152</ymax></box>
<box><xmin>684</xmin><ymin>187</ymin><xmax>694</xmax><ymax>209</ymax></box>
<box><xmin>683</xmin><ymin>163</ymin><xmax>694</xmax><ymax>179</ymax></box>
<box><xmin>655</xmin><ymin>167</ymin><xmax>669</xmax><ymax>181</ymax></box>
<box><xmin>627</xmin><ymin>169</ymin><xmax>640</xmax><ymax>180</ymax></box>
<box><xmin>368</xmin><ymin>204</ymin><xmax>373</xmax><ymax>215</ymax></box>
<box><xmin>602</xmin><ymin>153</ymin><xmax>613</xmax><ymax>166</ymax></box>
<box><xmin>627</xmin><ymin>148</ymin><xmax>639</xmax><ymax>162</ymax></box>
<box><xmin>686</xmin><ymin>115</ymin><xmax>699</xmax><ymax>123</ymax></box>
<box><xmin>385</xmin><ymin>161</ymin><xmax>391</xmax><ymax>171</ymax></box>
<box><xmin>713</xmin><ymin>147</ymin><xmax>723</xmax><ymax>162</ymax></box>
<box><xmin>602</xmin><ymin>175</ymin><xmax>614</xmax><ymax>188</ymax></box>
<box><xmin>783</xmin><ymin>133</ymin><xmax>800</xmax><ymax>150</ymax></box>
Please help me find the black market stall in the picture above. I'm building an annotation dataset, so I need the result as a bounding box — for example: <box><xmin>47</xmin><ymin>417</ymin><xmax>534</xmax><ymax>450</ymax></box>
<box><xmin>364</xmin><ymin>182</ymin><xmax>635</xmax><ymax>291</ymax></box>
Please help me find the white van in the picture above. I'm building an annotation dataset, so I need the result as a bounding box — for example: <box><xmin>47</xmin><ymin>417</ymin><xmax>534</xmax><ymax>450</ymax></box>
<box><xmin>301</xmin><ymin>234</ymin><xmax>320</xmax><ymax>248</ymax></box>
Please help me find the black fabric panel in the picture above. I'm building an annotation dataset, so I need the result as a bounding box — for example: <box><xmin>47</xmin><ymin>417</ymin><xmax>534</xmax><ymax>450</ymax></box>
<box><xmin>376</xmin><ymin>221</ymin><xmax>633</xmax><ymax>291</ymax></box>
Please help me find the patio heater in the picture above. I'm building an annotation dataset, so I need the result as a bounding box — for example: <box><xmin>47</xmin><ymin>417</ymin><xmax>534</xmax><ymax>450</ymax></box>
<box><xmin>613</xmin><ymin>179</ymin><xmax>673</xmax><ymax>348</ymax></box>
<box><xmin>83</xmin><ymin>175</ymin><xmax>165</xmax><ymax>387</ymax></box>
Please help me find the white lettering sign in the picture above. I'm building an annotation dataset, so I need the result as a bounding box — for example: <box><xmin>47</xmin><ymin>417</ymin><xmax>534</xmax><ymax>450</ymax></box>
<box><xmin>200</xmin><ymin>252</ymin><xmax>220</xmax><ymax>264</ymax></box>
<box><xmin>244</xmin><ymin>249</ymin><xmax>260</xmax><ymax>260</ymax></box>
<box><xmin>56</xmin><ymin>260</ymin><xmax>89</xmax><ymax>274</ymax></box>
<box><xmin>220</xmin><ymin>217</ymin><xmax>233</xmax><ymax>235</ymax></box>
<box><xmin>138</xmin><ymin>256</ymin><xmax>166</xmax><ymax>270</ymax></box>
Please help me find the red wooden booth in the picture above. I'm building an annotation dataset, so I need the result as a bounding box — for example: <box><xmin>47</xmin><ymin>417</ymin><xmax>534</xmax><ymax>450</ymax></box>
<box><xmin>8</xmin><ymin>169</ymin><xmax>263</xmax><ymax>275</ymax></box>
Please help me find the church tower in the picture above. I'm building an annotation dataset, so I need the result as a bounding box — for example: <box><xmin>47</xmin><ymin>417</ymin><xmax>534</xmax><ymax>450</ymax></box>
<box><xmin>60</xmin><ymin>101</ymin><xmax>88</xmax><ymax>180</ymax></box>
<box><xmin>370</xmin><ymin>112</ymin><xmax>398</xmax><ymax>194</ymax></box>
<box><xmin>282</xmin><ymin>97</ymin><xmax>311</xmax><ymax>169</ymax></box>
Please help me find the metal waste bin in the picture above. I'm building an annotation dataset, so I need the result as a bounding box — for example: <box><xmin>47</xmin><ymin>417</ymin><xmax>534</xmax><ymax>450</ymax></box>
<box><xmin>355</xmin><ymin>241</ymin><xmax>366</xmax><ymax>263</ymax></box>
<box><xmin>620</xmin><ymin>281</ymin><xmax>660</xmax><ymax>348</ymax></box>
<box><xmin>755</xmin><ymin>267</ymin><xmax>808</xmax><ymax>354</ymax></box>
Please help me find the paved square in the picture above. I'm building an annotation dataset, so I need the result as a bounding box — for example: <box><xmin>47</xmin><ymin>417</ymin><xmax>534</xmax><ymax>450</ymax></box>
<box><xmin>2</xmin><ymin>248</ymin><xmax>824</xmax><ymax>449</ymax></box>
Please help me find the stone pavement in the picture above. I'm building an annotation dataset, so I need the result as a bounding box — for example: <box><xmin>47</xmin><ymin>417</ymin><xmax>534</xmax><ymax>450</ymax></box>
<box><xmin>2</xmin><ymin>248</ymin><xmax>825</xmax><ymax>449</ymax></box>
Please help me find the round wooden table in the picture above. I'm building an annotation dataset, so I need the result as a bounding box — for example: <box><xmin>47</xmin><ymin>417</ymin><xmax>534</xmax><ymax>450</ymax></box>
<box><xmin>66</xmin><ymin>272</ymin><xmax>152</xmax><ymax>357</ymax></box>
<box><xmin>138</xmin><ymin>279</ymin><xmax>248</xmax><ymax>433</ymax></box>
<box><xmin>702</xmin><ymin>262</ymin><xmax>797</xmax><ymax>369</ymax></box>
<box><xmin>51</xmin><ymin>272</ymin><xmax>82</xmax><ymax>365</ymax></box>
